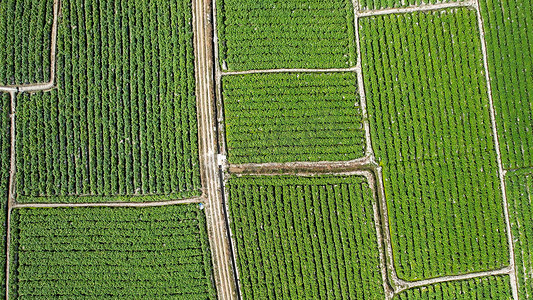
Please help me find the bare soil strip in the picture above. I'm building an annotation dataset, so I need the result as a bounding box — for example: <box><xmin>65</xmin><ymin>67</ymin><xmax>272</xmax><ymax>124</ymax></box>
<box><xmin>228</xmin><ymin>156</ymin><xmax>372</xmax><ymax>175</ymax></box>
<box><xmin>357</xmin><ymin>1</ymin><xmax>474</xmax><ymax>18</ymax></box>
<box><xmin>397</xmin><ymin>266</ymin><xmax>513</xmax><ymax>293</ymax></box>
<box><xmin>5</xmin><ymin>91</ymin><xmax>16</xmax><ymax>300</ymax></box>
<box><xmin>11</xmin><ymin>197</ymin><xmax>204</xmax><ymax>209</ymax></box>
<box><xmin>194</xmin><ymin>0</ymin><xmax>237</xmax><ymax>298</ymax></box>
<box><xmin>473</xmin><ymin>1</ymin><xmax>519</xmax><ymax>298</ymax></box>
<box><xmin>351</xmin><ymin>5</ymin><xmax>392</xmax><ymax>296</ymax></box>
<box><xmin>220</xmin><ymin>67</ymin><xmax>360</xmax><ymax>77</ymax></box>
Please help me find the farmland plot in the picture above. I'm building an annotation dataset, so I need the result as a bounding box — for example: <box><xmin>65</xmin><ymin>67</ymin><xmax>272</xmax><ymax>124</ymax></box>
<box><xmin>222</xmin><ymin>72</ymin><xmax>366</xmax><ymax>164</ymax></box>
<box><xmin>360</xmin><ymin>8</ymin><xmax>509</xmax><ymax>280</ymax></box>
<box><xmin>228</xmin><ymin>175</ymin><xmax>385</xmax><ymax>300</ymax></box>
<box><xmin>394</xmin><ymin>275</ymin><xmax>512</xmax><ymax>299</ymax></box>
<box><xmin>9</xmin><ymin>205</ymin><xmax>216</xmax><ymax>299</ymax></box>
<box><xmin>479</xmin><ymin>0</ymin><xmax>533</xmax><ymax>170</ymax></box>
<box><xmin>506</xmin><ymin>169</ymin><xmax>533</xmax><ymax>299</ymax></box>
<box><xmin>16</xmin><ymin>0</ymin><xmax>201</xmax><ymax>202</ymax></box>
<box><xmin>216</xmin><ymin>0</ymin><xmax>357</xmax><ymax>70</ymax></box>
<box><xmin>0</xmin><ymin>94</ymin><xmax>10</xmax><ymax>296</ymax></box>
<box><xmin>0</xmin><ymin>0</ymin><xmax>53</xmax><ymax>85</ymax></box>
<box><xmin>360</xmin><ymin>0</ymin><xmax>465</xmax><ymax>11</ymax></box>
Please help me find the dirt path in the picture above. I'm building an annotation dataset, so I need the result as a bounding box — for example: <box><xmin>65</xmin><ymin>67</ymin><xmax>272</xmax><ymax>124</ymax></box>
<box><xmin>5</xmin><ymin>91</ymin><xmax>16</xmax><ymax>300</ymax></box>
<box><xmin>194</xmin><ymin>0</ymin><xmax>237</xmax><ymax>298</ymax></box>
<box><xmin>473</xmin><ymin>0</ymin><xmax>519</xmax><ymax>298</ymax></box>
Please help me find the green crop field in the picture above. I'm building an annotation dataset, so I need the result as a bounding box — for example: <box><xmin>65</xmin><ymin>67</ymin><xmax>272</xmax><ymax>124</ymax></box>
<box><xmin>16</xmin><ymin>0</ymin><xmax>201</xmax><ymax>203</ymax></box>
<box><xmin>0</xmin><ymin>94</ymin><xmax>9</xmax><ymax>296</ymax></box>
<box><xmin>9</xmin><ymin>205</ymin><xmax>215</xmax><ymax>299</ymax></box>
<box><xmin>506</xmin><ymin>169</ymin><xmax>533</xmax><ymax>299</ymax></box>
<box><xmin>216</xmin><ymin>0</ymin><xmax>356</xmax><ymax>70</ymax></box>
<box><xmin>394</xmin><ymin>275</ymin><xmax>512</xmax><ymax>299</ymax></box>
<box><xmin>479</xmin><ymin>0</ymin><xmax>533</xmax><ymax>170</ymax></box>
<box><xmin>360</xmin><ymin>8</ymin><xmax>509</xmax><ymax>280</ymax></box>
<box><xmin>222</xmin><ymin>72</ymin><xmax>366</xmax><ymax>164</ymax></box>
<box><xmin>360</xmin><ymin>0</ymin><xmax>463</xmax><ymax>11</ymax></box>
<box><xmin>228</xmin><ymin>175</ymin><xmax>384</xmax><ymax>299</ymax></box>
<box><xmin>0</xmin><ymin>0</ymin><xmax>53</xmax><ymax>85</ymax></box>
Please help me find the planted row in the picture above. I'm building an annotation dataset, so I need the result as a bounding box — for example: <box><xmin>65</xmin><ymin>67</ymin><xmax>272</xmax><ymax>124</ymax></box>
<box><xmin>360</xmin><ymin>9</ymin><xmax>508</xmax><ymax>280</ymax></box>
<box><xmin>223</xmin><ymin>72</ymin><xmax>366</xmax><ymax>164</ymax></box>
<box><xmin>0</xmin><ymin>94</ymin><xmax>10</xmax><ymax>296</ymax></box>
<box><xmin>16</xmin><ymin>0</ymin><xmax>201</xmax><ymax>202</ymax></box>
<box><xmin>9</xmin><ymin>204</ymin><xmax>216</xmax><ymax>299</ymax></box>
<box><xmin>228</xmin><ymin>175</ymin><xmax>385</xmax><ymax>299</ymax></box>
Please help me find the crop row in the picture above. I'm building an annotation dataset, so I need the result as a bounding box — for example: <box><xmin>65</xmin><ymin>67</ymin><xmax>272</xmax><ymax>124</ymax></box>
<box><xmin>217</xmin><ymin>0</ymin><xmax>356</xmax><ymax>70</ymax></box>
<box><xmin>360</xmin><ymin>0</ymin><xmax>463</xmax><ymax>11</ymax></box>
<box><xmin>228</xmin><ymin>175</ymin><xmax>385</xmax><ymax>300</ymax></box>
<box><xmin>222</xmin><ymin>72</ymin><xmax>366</xmax><ymax>164</ymax></box>
<box><xmin>506</xmin><ymin>169</ymin><xmax>533</xmax><ymax>299</ymax></box>
<box><xmin>15</xmin><ymin>0</ymin><xmax>201</xmax><ymax>203</ymax></box>
<box><xmin>0</xmin><ymin>94</ymin><xmax>10</xmax><ymax>297</ymax></box>
<box><xmin>394</xmin><ymin>275</ymin><xmax>512</xmax><ymax>299</ymax></box>
<box><xmin>360</xmin><ymin>9</ymin><xmax>509</xmax><ymax>280</ymax></box>
<box><xmin>0</xmin><ymin>0</ymin><xmax>52</xmax><ymax>86</ymax></box>
<box><xmin>9</xmin><ymin>205</ymin><xmax>216</xmax><ymax>299</ymax></box>
<box><xmin>479</xmin><ymin>0</ymin><xmax>533</xmax><ymax>169</ymax></box>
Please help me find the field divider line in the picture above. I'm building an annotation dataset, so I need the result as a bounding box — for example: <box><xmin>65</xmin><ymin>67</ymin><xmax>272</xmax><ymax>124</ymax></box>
<box><xmin>473</xmin><ymin>0</ymin><xmax>519</xmax><ymax>299</ymax></box>
<box><xmin>10</xmin><ymin>196</ymin><xmax>204</xmax><ymax>209</ymax></box>
<box><xmin>5</xmin><ymin>91</ymin><xmax>16</xmax><ymax>300</ymax></box>
<box><xmin>3</xmin><ymin>0</ymin><xmax>59</xmax><ymax>93</ymax></box>
<box><xmin>219</xmin><ymin>67</ymin><xmax>359</xmax><ymax>77</ymax></box>
<box><xmin>357</xmin><ymin>1</ymin><xmax>474</xmax><ymax>18</ymax></box>
<box><xmin>228</xmin><ymin>155</ymin><xmax>373</xmax><ymax>175</ymax></box>
<box><xmin>396</xmin><ymin>266</ymin><xmax>513</xmax><ymax>293</ymax></box>
<box><xmin>195</xmin><ymin>0</ymin><xmax>237</xmax><ymax>298</ymax></box>
<box><xmin>352</xmin><ymin>1</ymin><xmax>394</xmax><ymax>298</ymax></box>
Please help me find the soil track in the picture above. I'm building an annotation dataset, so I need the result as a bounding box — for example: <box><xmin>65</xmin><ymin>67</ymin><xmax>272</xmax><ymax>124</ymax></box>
<box><xmin>193</xmin><ymin>0</ymin><xmax>237</xmax><ymax>298</ymax></box>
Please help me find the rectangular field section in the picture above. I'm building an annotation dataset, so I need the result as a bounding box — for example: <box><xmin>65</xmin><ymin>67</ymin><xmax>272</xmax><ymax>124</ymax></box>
<box><xmin>360</xmin><ymin>8</ymin><xmax>509</xmax><ymax>280</ymax></box>
<box><xmin>394</xmin><ymin>275</ymin><xmax>512</xmax><ymax>299</ymax></box>
<box><xmin>16</xmin><ymin>0</ymin><xmax>200</xmax><ymax>202</ymax></box>
<box><xmin>506</xmin><ymin>169</ymin><xmax>533</xmax><ymax>299</ymax></box>
<box><xmin>222</xmin><ymin>72</ymin><xmax>366</xmax><ymax>164</ymax></box>
<box><xmin>216</xmin><ymin>0</ymin><xmax>356</xmax><ymax>70</ymax></box>
<box><xmin>0</xmin><ymin>0</ymin><xmax>53</xmax><ymax>85</ymax></box>
<box><xmin>228</xmin><ymin>175</ymin><xmax>385</xmax><ymax>299</ymax></box>
<box><xmin>9</xmin><ymin>205</ymin><xmax>215</xmax><ymax>299</ymax></box>
<box><xmin>480</xmin><ymin>0</ymin><xmax>533</xmax><ymax>169</ymax></box>
<box><xmin>360</xmin><ymin>0</ymin><xmax>465</xmax><ymax>11</ymax></box>
<box><xmin>0</xmin><ymin>94</ymin><xmax>10</xmax><ymax>296</ymax></box>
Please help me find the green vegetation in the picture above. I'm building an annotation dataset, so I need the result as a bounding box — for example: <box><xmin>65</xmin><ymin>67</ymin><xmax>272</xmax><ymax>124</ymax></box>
<box><xmin>216</xmin><ymin>0</ymin><xmax>356</xmax><ymax>70</ymax></box>
<box><xmin>506</xmin><ymin>169</ymin><xmax>533</xmax><ymax>299</ymax></box>
<box><xmin>479</xmin><ymin>0</ymin><xmax>533</xmax><ymax>170</ymax></box>
<box><xmin>16</xmin><ymin>0</ymin><xmax>201</xmax><ymax>202</ymax></box>
<box><xmin>360</xmin><ymin>8</ymin><xmax>508</xmax><ymax>280</ymax></box>
<box><xmin>0</xmin><ymin>0</ymin><xmax>53</xmax><ymax>85</ymax></box>
<box><xmin>360</xmin><ymin>0</ymin><xmax>463</xmax><ymax>11</ymax></box>
<box><xmin>0</xmin><ymin>94</ymin><xmax>10</xmax><ymax>296</ymax></box>
<box><xmin>228</xmin><ymin>175</ymin><xmax>384</xmax><ymax>299</ymax></box>
<box><xmin>9</xmin><ymin>205</ymin><xmax>215</xmax><ymax>299</ymax></box>
<box><xmin>394</xmin><ymin>275</ymin><xmax>512</xmax><ymax>299</ymax></box>
<box><xmin>222</xmin><ymin>72</ymin><xmax>366</xmax><ymax>164</ymax></box>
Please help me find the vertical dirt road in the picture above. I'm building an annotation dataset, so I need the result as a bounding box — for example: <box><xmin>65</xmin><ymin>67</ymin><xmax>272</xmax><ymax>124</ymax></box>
<box><xmin>193</xmin><ymin>0</ymin><xmax>237</xmax><ymax>298</ymax></box>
